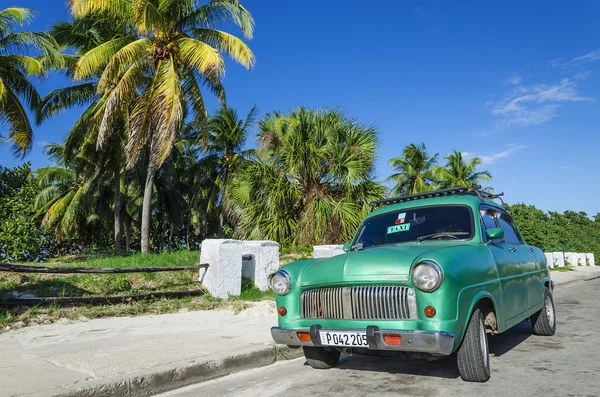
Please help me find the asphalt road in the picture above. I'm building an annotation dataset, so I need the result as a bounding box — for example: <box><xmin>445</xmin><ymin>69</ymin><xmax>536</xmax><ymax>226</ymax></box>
<box><xmin>157</xmin><ymin>279</ymin><xmax>600</xmax><ymax>397</ymax></box>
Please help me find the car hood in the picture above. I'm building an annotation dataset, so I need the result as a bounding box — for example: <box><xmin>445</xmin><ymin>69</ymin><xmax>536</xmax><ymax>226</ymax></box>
<box><xmin>300</xmin><ymin>244</ymin><xmax>452</xmax><ymax>287</ymax></box>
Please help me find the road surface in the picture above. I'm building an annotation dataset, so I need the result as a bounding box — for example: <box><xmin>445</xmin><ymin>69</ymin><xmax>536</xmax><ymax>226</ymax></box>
<box><xmin>157</xmin><ymin>278</ymin><xmax>600</xmax><ymax>397</ymax></box>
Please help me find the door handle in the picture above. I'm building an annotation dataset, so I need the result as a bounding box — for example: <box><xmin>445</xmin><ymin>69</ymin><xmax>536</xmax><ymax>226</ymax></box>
<box><xmin>528</xmin><ymin>248</ymin><xmax>534</xmax><ymax>253</ymax></box>
<box><xmin>509</xmin><ymin>247</ymin><xmax>517</xmax><ymax>253</ymax></box>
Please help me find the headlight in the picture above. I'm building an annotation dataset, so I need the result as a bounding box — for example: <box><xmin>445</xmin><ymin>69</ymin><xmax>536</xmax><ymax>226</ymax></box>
<box><xmin>412</xmin><ymin>260</ymin><xmax>443</xmax><ymax>292</ymax></box>
<box><xmin>269</xmin><ymin>270</ymin><xmax>291</xmax><ymax>296</ymax></box>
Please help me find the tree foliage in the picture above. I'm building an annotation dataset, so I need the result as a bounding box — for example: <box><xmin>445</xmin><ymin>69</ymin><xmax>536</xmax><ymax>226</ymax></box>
<box><xmin>509</xmin><ymin>203</ymin><xmax>600</xmax><ymax>258</ymax></box>
<box><xmin>0</xmin><ymin>163</ymin><xmax>45</xmax><ymax>261</ymax></box>
<box><xmin>229</xmin><ymin>107</ymin><xmax>387</xmax><ymax>245</ymax></box>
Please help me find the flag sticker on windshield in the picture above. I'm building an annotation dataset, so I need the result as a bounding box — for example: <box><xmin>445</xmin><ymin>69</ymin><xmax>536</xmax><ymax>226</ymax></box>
<box><xmin>387</xmin><ymin>223</ymin><xmax>411</xmax><ymax>234</ymax></box>
<box><xmin>395</xmin><ymin>212</ymin><xmax>406</xmax><ymax>225</ymax></box>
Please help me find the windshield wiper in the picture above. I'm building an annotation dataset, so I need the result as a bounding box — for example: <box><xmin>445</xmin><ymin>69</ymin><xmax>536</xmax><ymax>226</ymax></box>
<box><xmin>417</xmin><ymin>232</ymin><xmax>470</xmax><ymax>242</ymax></box>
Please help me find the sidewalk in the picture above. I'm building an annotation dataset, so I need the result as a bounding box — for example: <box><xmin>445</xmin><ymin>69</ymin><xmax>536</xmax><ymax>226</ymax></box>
<box><xmin>2</xmin><ymin>267</ymin><xmax>599</xmax><ymax>397</ymax></box>
<box><xmin>550</xmin><ymin>266</ymin><xmax>600</xmax><ymax>288</ymax></box>
<box><xmin>0</xmin><ymin>300</ymin><xmax>301</xmax><ymax>397</ymax></box>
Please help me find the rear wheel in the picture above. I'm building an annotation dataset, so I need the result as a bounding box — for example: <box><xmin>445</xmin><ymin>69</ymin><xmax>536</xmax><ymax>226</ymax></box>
<box><xmin>457</xmin><ymin>308</ymin><xmax>491</xmax><ymax>382</ymax></box>
<box><xmin>303</xmin><ymin>346</ymin><xmax>341</xmax><ymax>369</ymax></box>
<box><xmin>531</xmin><ymin>288</ymin><xmax>556</xmax><ymax>336</ymax></box>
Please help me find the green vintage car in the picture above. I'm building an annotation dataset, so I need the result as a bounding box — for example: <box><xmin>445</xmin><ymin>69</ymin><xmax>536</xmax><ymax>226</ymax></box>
<box><xmin>269</xmin><ymin>187</ymin><xmax>556</xmax><ymax>382</ymax></box>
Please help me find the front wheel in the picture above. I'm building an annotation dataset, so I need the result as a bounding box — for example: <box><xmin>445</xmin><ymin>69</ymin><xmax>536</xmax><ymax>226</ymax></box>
<box><xmin>531</xmin><ymin>287</ymin><xmax>556</xmax><ymax>336</ymax></box>
<box><xmin>302</xmin><ymin>346</ymin><xmax>341</xmax><ymax>369</ymax></box>
<box><xmin>457</xmin><ymin>308</ymin><xmax>491</xmax><ymax>382</ymax></box>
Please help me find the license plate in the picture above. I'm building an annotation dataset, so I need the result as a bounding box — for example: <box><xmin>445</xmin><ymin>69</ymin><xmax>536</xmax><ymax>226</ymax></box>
<box><xmin>319</xmin><ymin>330</ymin><xmax>368</xmax><ymax>347</ymax></box>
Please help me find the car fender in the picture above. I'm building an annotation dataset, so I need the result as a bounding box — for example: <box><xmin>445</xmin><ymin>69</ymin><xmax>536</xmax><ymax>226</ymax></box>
<box><xmin>454</xmin><ymin>283</ymin><xmax>503</xmax><ymax>351</ymax></box>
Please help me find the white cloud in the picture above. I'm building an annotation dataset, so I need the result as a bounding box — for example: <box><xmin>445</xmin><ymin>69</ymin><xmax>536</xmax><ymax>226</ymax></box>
<box><xmin>506</xmin><ymin>74</ymin><xmax>522</xmax><ymax>85</ymax></box>
<box><xmin>464</xmin><ymin>144</ymin><xmax>526</xmax><ymax>165</ymax></box>
<box><xmin>574</xmin><ymin>70</ymin><xmax>593</xmax><ymax>80</ymax></box>
<box><xmin>550</xmin><ymin>50</ymin><xmax>600</xmax><ymax>68</ymax></box>
<box><xmin>570</xmin><ymin>50</ymin><xmax>600</xmax><ymax>64</ymax></box>
<box><xmin>35</xmin><ymin>140</ymin><xmax>50</xmax><ymax>147</ymax></box>
<box><xmin>489</xmin><ymin>78</ymin><xmax>594</xmax><ymax>127</ymax></box>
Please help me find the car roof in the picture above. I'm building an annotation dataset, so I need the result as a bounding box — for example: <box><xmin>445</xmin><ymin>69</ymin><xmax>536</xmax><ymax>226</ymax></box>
<box><xmin>366</xmin><ymin>194</ymin><xmax>505</xmax><ymax>219</ymax></box>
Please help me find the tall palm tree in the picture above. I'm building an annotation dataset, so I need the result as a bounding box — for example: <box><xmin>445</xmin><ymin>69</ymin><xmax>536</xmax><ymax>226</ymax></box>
<box><xmin>437</xmin><ymin>150</ymin><xmax>492</xmax><ymax>189</ymax></box>
<box><xmin>229</xmin><ymin>108</ymin><xmax>386</xmax><ymax>245</ymax></box>
<box><xmin>387</xmin><ymin>143</ymin><xmax>439</xmax><ymax>196</ymax></box>
<box><xmin>0</xmin><ymin>7</ymin><xmax>59</xmax><ymax>157</ymax></box>
<box><xmin>38</xmin><ymin>16</ymin><xmax>130</xmax><ymax>252</ymax></box>
<box><xmin>201</xmin><ymin>105</ymin><xmax>257</xmax><ymax>237</ymax></box>
<box><xmin>69</xmin><ymin>0</ymin><xmax>255</xmax><ymax>252</ymax></box>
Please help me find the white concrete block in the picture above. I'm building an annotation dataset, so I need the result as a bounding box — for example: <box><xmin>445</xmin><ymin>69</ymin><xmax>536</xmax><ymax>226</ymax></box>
<box><xmin>544</xmin><ymin>252</ymin><xmax>554</xmax><ymax>269</ymax></box>
<box><xmin>313</xmin><ymin>245</ymin><xmax>345</xmax><ymax>259</ymax></box>
<box><xmin>586</xmin><ymin>253</ymin><xmax>596</xmax><ymax>266</ymax></box>
<box><xmin>575</xmin><ymin>253</ymin><xmax>586</xmax><ymax>267</ymax></box>
<box><xmin>564</xmin><ymin>252</ymin><xmax>576</xmax><ymax>267</ymax></box>
<box><xmin>242</xmin><ymin>240</ymin><xmax>280</xmax><ymax>291</ymax></box>
<box><xmin>552</xmin><ymin>252</ymin><xmax>565</xmax><ymax>267</ymax></box>
<box><xmin>199</xmin><ymin>239</ymin><xmax>243</xmax><ymax>299</ymax></box>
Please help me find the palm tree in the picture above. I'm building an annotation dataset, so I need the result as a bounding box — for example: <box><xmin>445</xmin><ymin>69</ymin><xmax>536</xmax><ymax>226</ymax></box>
<box><xmin>69</xmin><ymin>0</ymin><xmax>255</xmax><ymax>252</ymax></box>
<box><xmin>437</xmin><ymin>150</ymin><xmax>492</xmax><ymax>189</ymax></box>
<box><xmin>387</xmin><ymin>143</ymin><xmax>439</xmax><ymax>196</ymax></box>
<box><xmin>201</xmin><ymin>105</ymin><xmax>257</xmax><ymax>237</ymax></box>
<box><xmin>38</xmin><ymin>16</ymin><xmax>129</xmax><ymax>252</ymax></box>
<box><xmin>34</xmin><ymin>144</ymin><xmax>98</xmax><ymax>241</ymax></box>
<box><xmin>229</xmin><ymin>108</ymin><xmax>386</xmax><ymax>245</ymax></box>
<box><xmin>0</xmin><ymin>7</ymin><xmax>59</xmax><ymax>157</ymax></box>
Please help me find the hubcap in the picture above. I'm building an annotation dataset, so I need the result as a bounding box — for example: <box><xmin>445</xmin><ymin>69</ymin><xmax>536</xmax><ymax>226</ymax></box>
<box><xmin>480</xmin><ymin>319</ymin><xmax>488</xmax><ymax>368</ymax></box>
<box><xmin>545</xmin><ymin>295</ymin><xmax>555</xmax><ymax>328</ymax></box>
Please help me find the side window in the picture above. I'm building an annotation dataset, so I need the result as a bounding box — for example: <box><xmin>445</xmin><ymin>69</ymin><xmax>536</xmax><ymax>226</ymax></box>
<box><xmin>480</xmin><ymin>208</ymin><xmax>502</xmax><ymax>243</ymax></box>
<box><xmin>480</xmin><ymin>209</ymin><xmax>498</xmax><ymax>230</ymax></box>
<box><xmin>497</xmin><ymin>212</ymin><xmax>522</xmax><ymax>244</ymax></box>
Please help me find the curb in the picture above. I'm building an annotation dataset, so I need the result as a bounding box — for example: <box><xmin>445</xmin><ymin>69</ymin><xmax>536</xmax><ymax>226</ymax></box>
<box><xmin>53</xmin><ymin>345</ymin><xmax>304</xmax><ymax>397</ymax></box>
<box><xmin>553</xmin><ymin>274</ymin><xmax>600</xmax><ymax>290</ymax></box>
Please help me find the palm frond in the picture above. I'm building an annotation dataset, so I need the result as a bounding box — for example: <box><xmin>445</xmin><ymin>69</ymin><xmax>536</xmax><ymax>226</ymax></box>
<box><xmin>74</xmin><ymin>36</ymin><xmax>132</xmax><ymax>80</ymax></box>
<box><xmin>189</xmin><ymin>28</ymin><xmax>254</xmax><ymax>69</ymax></box>
<box><xmin>176</xmin><ymin>37</ymin><xmax>225</xmax><ymax>76</ymax></box>
<box><xmin>37</xmin><ymin>83</ymin><xmax>98</xmax><ymax>123</ymax></box>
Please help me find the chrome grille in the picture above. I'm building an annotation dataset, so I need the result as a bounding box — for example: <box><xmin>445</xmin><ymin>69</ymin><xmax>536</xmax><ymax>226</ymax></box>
<box><xmin>301</xmin><ymin>286</ymin><xmax>416</xmax><ymax>320</ymax></box>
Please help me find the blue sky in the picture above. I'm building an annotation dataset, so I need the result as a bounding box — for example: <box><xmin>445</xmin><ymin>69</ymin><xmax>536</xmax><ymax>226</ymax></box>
<box><xmin>2</xmin><ymin>0</ymin><xmax>599</xmax><ymax>216</ymax></box>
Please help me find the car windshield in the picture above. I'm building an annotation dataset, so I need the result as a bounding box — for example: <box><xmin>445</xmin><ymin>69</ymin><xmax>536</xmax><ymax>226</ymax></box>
<box><xmin>351</xmin><ymin>205</ymin><xmax>474</xmax><ymax>250</ymax></box>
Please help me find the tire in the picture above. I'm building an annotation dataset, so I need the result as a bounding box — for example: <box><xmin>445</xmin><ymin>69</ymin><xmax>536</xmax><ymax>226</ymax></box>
<box><xmin>531</xmin><ymin>287</ymin><xmax>556</xmax><ymax>336</ymax></box>
<box><xmin>302</xmin><ymin>346</ymin><xmax>341</xmax><ymax>369</ymax></box>
<box><xmin>457</xmin><ymin>308</ymin><xmax>491</xmax><ymax>382</ymax></box>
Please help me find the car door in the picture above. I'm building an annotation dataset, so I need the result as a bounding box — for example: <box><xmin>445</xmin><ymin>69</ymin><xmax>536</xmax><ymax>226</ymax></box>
<box><xmin>506</xmin><ymin>216</ymin><xmax>545</xmax><ymax>310</ymax></box>
<box><xmin>480</xmin><ymin>206</ymin><xmax>528</xmax><ymax>323</ymax></box>
<box><xmin>496</xmin><ymin>210</ymin><xmax>539</xmax><ymax>320</ymax></box>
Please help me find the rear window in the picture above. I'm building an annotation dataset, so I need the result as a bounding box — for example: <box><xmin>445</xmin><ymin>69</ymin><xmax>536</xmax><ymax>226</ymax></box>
<box><xmin>351</xmin><ymin>205</ymin><xmax>474</xmax><ymax>249</ymax></box>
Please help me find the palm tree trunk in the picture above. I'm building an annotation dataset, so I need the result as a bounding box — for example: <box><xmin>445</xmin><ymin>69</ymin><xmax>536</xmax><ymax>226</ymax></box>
<box><xmin>114</xmin><ymin>169</ymin><xmax>122</xmax><ymax>252</ymax></box>
<box><xmin>168</xmin><ymin>224</ymin><xmax>174</xmax><ymax>251</ymax></box>
<box><xmin>125</xmin><ymin>218</ymin><xmax>131</xmax><ymax>252</ymax></box>
<box><xmin>141</xmin><ymin>162</ymin><xmax>156</xmax><ymax>253</ymax></box>
<box><xmin>160</xmin><ymin>212</ymin><xmax>169</xmax><ymax>251</ymax></box>
<box><xmin>217</xmin><ymin>209</ymin><xmax>224</xmax><ymax>238</ymax></box>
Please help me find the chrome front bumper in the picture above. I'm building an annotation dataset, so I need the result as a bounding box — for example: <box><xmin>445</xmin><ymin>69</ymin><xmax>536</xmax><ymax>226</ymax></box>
<box><xmin>271</xmin><ymin>325</ymin><xmax>455</xmax><ymax>356</ymax></box>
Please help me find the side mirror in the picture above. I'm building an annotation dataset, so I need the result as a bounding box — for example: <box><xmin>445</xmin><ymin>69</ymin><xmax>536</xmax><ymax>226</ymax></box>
<box><xmin>343</xmin><ymin>242</ymin><xmax>351</xmax><ymax>252</ymax></box>
<box><xmin>486</xmin><ymin>227</ymin><xmax>504</xmax><ymax>241</ymax></box>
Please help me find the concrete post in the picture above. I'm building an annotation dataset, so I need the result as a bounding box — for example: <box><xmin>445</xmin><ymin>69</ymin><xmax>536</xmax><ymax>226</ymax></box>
<box><xmin>552</xmin><ymin>252</ymin><xmax>565</xmax><ymax>267</ymax></box>
<box><xmin>586</xmin><ymin>253</ymin><xmax>596</xmax><ymax>266</ymax></box>
<box><xmin>199</xmin><ymin>239</ymin><xmax>243</xmax><ymax>299</ymax></box>
<box><xmin>313</xmin><ymin>245</ymin><xmax>345</xmax><ymax>258</ymax></box>
<box><xmin>564</xmin><ymin>252</ymin><xmax>576</xmax><ymax>267</ymax></box>
<box><xmin>241</xmin><ymin>241</ymin><xmax>280</xmax><ymax>291</ymax></box>
<box><xmin>544</xmin><ymin>252</ymin><xmax>554</xmax><ymax>269</ymax></box>
<box><xmin>575</xmin><ymin>253</ymin><xmax>586</xmax><ymax>267</ymax></box>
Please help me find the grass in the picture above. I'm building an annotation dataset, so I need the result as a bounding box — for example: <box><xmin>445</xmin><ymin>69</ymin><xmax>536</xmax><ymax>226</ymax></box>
<box><xmin>280</xmin><ymin>245</ymin><xmax>313</xmax><ymax>266</ymax></box>
<box><xmin>0</xmin><ymin>251</ymin><xmax>274</xmax><ymax>331</ymax></box>
<box><xmin>551</xmin><ymin>265</ymin><xmax>574</xmax><ymax>272</ymax></box>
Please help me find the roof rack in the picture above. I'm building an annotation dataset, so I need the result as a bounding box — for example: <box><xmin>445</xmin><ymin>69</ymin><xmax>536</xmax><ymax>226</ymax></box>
<box><xmin>369</xmin><ymin>187</ymin><xmax>505</xmax><ymax>207</ymax></box>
